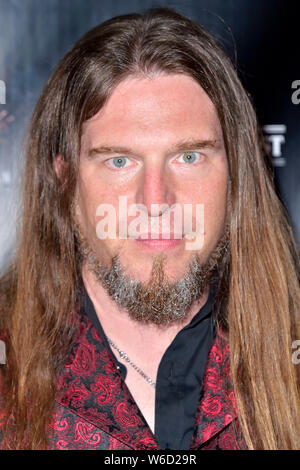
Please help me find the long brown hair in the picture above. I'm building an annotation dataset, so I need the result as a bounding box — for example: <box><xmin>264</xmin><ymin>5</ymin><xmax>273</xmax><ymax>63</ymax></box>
<box><xmin>0</xmin><ymin>8</ymin><xmax>299</xmax><ymax>449</ymax></box>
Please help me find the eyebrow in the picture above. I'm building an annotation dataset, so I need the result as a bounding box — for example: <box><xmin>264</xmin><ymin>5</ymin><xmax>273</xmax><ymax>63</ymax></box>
<box><xmin>88</xmin><ymin>139</ymin><xmax>221</xmax><ymax>158</ymax></box>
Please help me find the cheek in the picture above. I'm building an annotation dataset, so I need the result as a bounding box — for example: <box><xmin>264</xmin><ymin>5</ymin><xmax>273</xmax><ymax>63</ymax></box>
<box><xmin>76</xmin><ymin>171</ymin><xmax>129</xmax><ymax>256</ymax></box>
<box><xmin>76</xmin><ymin>174</ymin><xmax>108</xmax><ymax>239</ymax></box>
<box><xmin>184</xmin><ymin>160</ymin><xmax>228</xmax><ymax>233</ymax></box>
<box><xmin>77</xmin><ymin>165</ymin><xmax>110</xmax><ymax>211</ymax></box>
<box><xmin>202</xmin><ymin>172</ymin><xmax>228</xmax><ymax>234</ymax></box>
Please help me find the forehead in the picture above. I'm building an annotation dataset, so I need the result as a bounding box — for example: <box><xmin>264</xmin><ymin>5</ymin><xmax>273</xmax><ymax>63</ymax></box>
<box><xmin>81</xmin><ymin>74</ymin><xmax>223</xmax><ymax>151</ymax></box>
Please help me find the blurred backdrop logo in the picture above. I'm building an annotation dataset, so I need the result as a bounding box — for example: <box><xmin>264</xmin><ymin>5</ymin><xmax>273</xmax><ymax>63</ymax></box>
<box><xmin>263</xmin><ymin>124</ymin><xmax>287</xmax><ymax>167</ymax></box>
<box><xmin>0</xmin><ymin>80</ymin><xmax>6</xmax><ymax>105</ymax></box>
<box><xmin>291</xmin><ymin>80</ymin><xmax>300</xmax><ymax>105</ymax></box>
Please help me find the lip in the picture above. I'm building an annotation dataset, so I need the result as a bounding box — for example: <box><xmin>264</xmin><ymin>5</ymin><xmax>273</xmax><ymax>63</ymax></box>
<box><xmin>133</xmin><ymin>232</ymin><xmax>184</xmax><ymax>240</ymax></box>
<box><xmin>133</xmin><ymin>234</ymin><xmax>184</xmax><ymax>251</ymax></box>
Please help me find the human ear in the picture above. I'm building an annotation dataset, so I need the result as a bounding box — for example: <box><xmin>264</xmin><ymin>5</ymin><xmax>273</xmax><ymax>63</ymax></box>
<box><xmin>54</xmin><ymin>155</ymin><xmax>68</xmax><ymax>186</ymax></box>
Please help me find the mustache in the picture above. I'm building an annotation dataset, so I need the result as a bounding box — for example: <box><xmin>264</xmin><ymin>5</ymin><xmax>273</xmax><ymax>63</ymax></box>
<box><xmin>71</xmin><ymin>198</ymin><xmax>230</xmax><ymax>326</ymax></box>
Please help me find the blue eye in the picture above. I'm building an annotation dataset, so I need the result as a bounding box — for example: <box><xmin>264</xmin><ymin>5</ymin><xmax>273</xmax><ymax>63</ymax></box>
<box><xmin>108</xmin><ymin>157</ymin><xmax>130</xmax><ymax>168</ymax></box>
<box><xmin>178</xmin><ymin>151</ymin><xmax>200</xmax><ymax>164</ymax></box>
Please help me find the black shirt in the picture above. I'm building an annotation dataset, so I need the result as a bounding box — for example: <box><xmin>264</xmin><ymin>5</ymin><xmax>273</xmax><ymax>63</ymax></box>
<box><xmin>80</xmin><ymin>282</ymin><xmax>216</xmax><ymax>450</ymax></box>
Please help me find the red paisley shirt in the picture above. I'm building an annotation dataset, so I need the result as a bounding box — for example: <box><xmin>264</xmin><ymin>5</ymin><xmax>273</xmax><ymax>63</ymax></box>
<box><xmin>0</xmin><ymin>312</ymin><xmax>247</xmax><ymax>450</ymax></box>
<box><xmin>46</xmin><ymin>313</ymin><xmax>247</xmax><ymax>450</ymax></box>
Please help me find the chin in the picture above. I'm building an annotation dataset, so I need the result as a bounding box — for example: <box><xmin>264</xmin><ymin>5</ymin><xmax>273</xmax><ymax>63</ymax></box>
<box><xmin>114</xmin><ymin>250</ymin><xmax>196</xmax><ymax>284</ymax></box>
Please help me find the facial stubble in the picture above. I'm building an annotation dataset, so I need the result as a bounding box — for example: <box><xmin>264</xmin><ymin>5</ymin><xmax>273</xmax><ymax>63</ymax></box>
<box><xmin>75</xmin><ymin>215</ymin><xmax>229</xmax><ymax>326</ymax></box>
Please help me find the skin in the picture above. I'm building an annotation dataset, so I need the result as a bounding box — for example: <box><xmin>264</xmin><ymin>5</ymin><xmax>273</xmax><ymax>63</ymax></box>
<box><xmin>58</xmin><ymin>74</ymin><xmax>229</xmax><ymax>432</ymax></box>
<box><xmin>77</xmin><ymin>74</ymin><xmax>228</xmax><ymax>282</ymax></box>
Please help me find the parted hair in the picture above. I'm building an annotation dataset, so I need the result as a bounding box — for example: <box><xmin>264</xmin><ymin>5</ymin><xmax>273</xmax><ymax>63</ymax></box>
<box><xmin>0</xmin><ymin>7</ymin><xmax>299</xmax><ymax>449</ymax></box>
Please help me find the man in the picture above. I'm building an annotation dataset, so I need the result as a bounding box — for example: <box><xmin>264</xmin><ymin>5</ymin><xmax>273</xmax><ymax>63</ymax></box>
<box><xmin>0</xmin><ymin>8</ymin><xmax>299</xmax><ymax>450</ymax></box>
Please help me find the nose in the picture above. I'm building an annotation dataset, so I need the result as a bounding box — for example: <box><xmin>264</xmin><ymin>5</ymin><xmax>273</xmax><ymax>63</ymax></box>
<box><xmin>135</xmin><ymin>162</ymin><xmax>176</xmax><ymax>217</ymax></box>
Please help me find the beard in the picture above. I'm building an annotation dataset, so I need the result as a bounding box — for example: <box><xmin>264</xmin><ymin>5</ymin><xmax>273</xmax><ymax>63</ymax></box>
<box><xmin>74</xmin><ymin>214</ymin><xmax>230</xmax><ymax>327</ymax></box>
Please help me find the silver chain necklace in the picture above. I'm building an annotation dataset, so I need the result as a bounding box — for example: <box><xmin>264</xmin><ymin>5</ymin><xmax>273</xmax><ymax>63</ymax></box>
<box><xmin>106</xmin><ymin>336</ymin><xmax>156</xmax><ymax>388</ymax></box>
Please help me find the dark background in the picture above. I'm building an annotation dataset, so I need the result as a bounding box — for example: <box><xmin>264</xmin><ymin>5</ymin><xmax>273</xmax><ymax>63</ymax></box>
<box><xmin>0</xmin><ymin>0</ymin><xmax>299</xmax><ymax>267</ymax></box>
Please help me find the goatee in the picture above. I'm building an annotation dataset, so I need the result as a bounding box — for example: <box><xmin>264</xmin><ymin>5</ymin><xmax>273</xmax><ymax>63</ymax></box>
<box><xmin>76</xmin><ymin>228</ymin><xmax>229</xmax><ymax>327</ymax></box>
